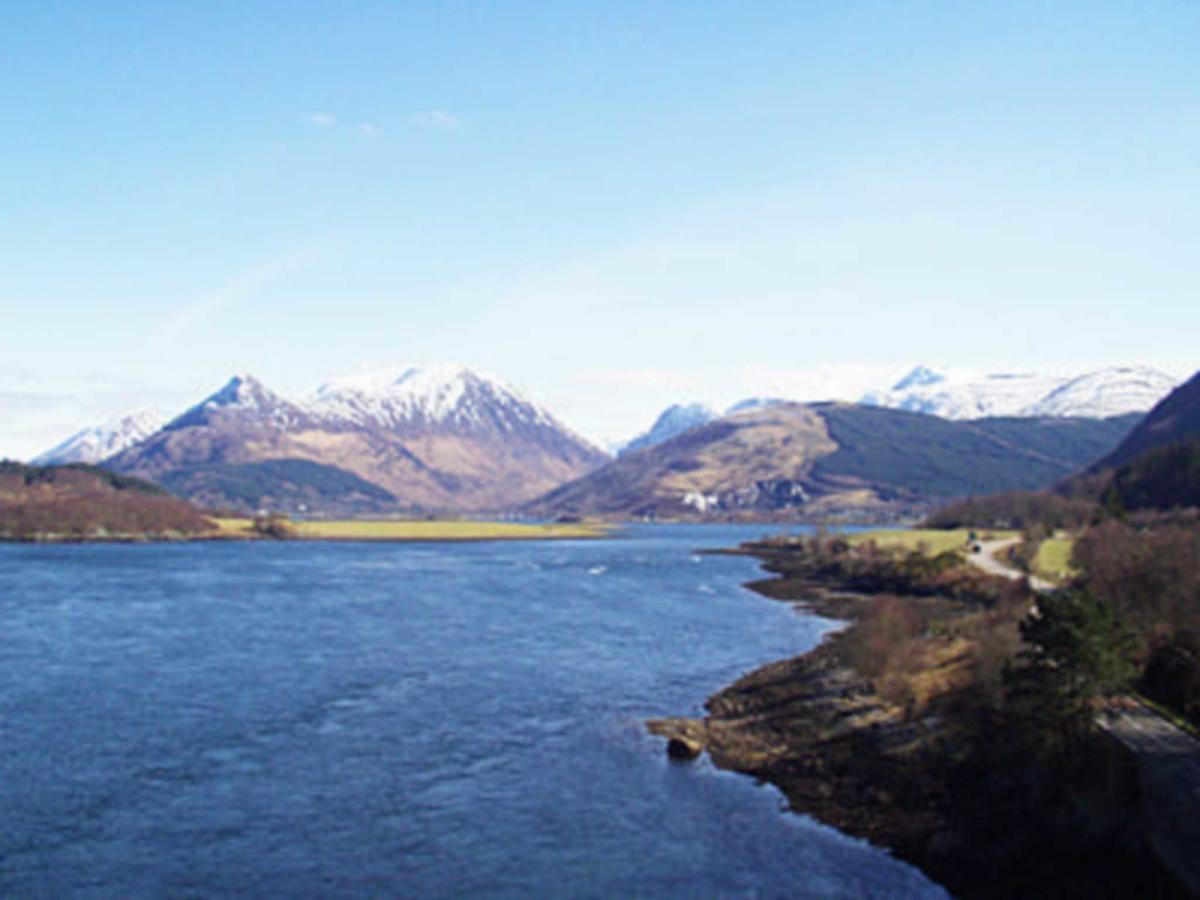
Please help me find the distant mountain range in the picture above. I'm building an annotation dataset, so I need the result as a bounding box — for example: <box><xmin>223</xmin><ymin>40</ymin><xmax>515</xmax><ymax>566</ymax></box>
<box><xmin>528</xmin><ymin>403</ymin><xmax>1141</xmax><ymax>522</ymax></box>
<box><xmin>860</xmin><ymin>365</ymin><xmax>1177</xmax><ymax>421</ymax></box>
<box><xmin>33</xmin><ymin>409</ymin><xmax>167</xmax><ymax>465</ymax></box>
<box><xmin>28</xmin><ymin>361</ymin><xmax>1187</xmax><ymax>520</ymax></box>
<box><xmin>90</xmin><ymin>367</ymin><xmax>606</xmax><ymax>514</ymax></box>
<box><xmin>610</xmin><ymin>365</ymin><xmax>1176</xmax><ymax>457</ymax></box>
<box><xmin>1093</xmin><ymin>369</ymin><xmax>1200</xmax><ymax>470</ymax></box>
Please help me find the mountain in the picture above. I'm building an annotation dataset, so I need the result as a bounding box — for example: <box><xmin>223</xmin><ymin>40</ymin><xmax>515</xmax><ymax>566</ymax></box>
<box><xmin>618</xmin><ymin>403</ymin><xmax>717</xmax><ymax>456</ymax></box>
<box><xmin>1024</xmin><ymin>367</ymin><xmax>1180</xmax><ymax>418</ymax></box>
<box><xmin>107</xmin><ymin>368</ymin><xmax>607</xmax><ymax>513</ymax></box>
<box><xmin>0</xmin><ymin>461</ymin><xmax>213</xmax><ymax>539</ymax></box>
<box><xmin>1106</xmin><ymin>440</ymin><xmax>1200</xmax><ymax>513</ymax></box>
<box><xmin>307</xmin><ymin>365</ymin><xmax>570</xmax><ymax>436</ymax></box>
<box><xmin>1092</xmin><ymin>370</ymin><xmax>1200</xmax><ymax>470</ymax></box>
<box><xmin>106</xmin><ymin>375</ymin><xmax>319</xmax><ymax>479</ymax></box>
<box><xmin>618</xmin><ymin>398</ymin><xmax>791</xmax><ymax>456</ymax></box>
<box><xmin>33</xmin><ymin>409</ymin><xmax>167</xmax><ymax>465</ymax></box>
<box><xmin>891</xmin><ymin>365</ymin><xmax>945</xmax><ymax>392</ymax></box>
<box><xmin>862</xmin><ymin>365</ymin><xmax>1177</xmax><ymax>420</ymax></box>
<box><xmin>527</xmin><ymin>403</ymin><xmax>1141</xmax><ymax>521</ymax></box>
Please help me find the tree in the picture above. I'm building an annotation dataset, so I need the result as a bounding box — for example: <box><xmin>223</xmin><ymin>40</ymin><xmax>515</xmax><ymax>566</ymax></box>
<box><xmin>1004</xmin><ymin>588</ymin><xmax>1137</xmax><ymax>752</ymax></box>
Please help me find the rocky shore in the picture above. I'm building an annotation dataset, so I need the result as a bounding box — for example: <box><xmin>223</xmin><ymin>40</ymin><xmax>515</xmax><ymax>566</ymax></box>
<box><xmin>649</xmin><ymin>555</ymin><xmax>1188</xmax><ymax>899</ymax></box>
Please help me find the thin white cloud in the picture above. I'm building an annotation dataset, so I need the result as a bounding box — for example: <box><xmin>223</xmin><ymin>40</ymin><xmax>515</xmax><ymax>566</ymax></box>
<box><xmin>732</xmin><ymin>363</ymin><xmax>909</xmax><ymax>404</ymax></box>
<box><xmin>580</xmin><ymin>368</ymin><xmax>696</xmax><ymax>395</ymax></box>
<box><xmin>151</xmin><ymin>246</ymin><xmax>331</xmax><ymax>345</ymax></box>
<box><xmin>359</xmin><ymin>123</ymin><xmax>380</xmax><ymax>138</ymax></box>
<box><xmin>411</xmin><ymin>110</ymin><xmax>461</xmax><ymax>130</ymax></box>
<box><xmin>308</xmin><ymin>112</ymin><xmax>336</xmax><ymax>127</ymax></box>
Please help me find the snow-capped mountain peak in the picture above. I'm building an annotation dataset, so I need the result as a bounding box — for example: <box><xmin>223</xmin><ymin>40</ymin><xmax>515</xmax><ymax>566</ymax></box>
<box><xmin>891</xmin><ymin>365</ymin><xmax>946</xmax><ymax>392</ymax></box>
<box><xmin>205</xmin><ymin>374</ymin><xmax>277</xmax><ymax>410</ymax></box>
<box><xmin>165</xmin><ymin>373</ymin><xmax>307</xmax><ymax>431</ymax></box>
<box><xmin>307</xmin><ymin>365</ymin><xmax>560</xmax><ymax>434</ymax></box>
<box><xmin>619</xmin><ymin>402</ymin><xmax>717</xmax><ymax>456</ymax></box>
<box><xmin>1023</xmin><ymin>366</ymin><xmax>1180</xmax><ymax>418</ymax></box>
<box><xmin>32</xmin><ymin>409</ymin><xmax>168</xmax><ymax>465</ymax></box>
<box><xmin>861</xmin><ymin>365</ymin><xmax>1179</xmax><ymax>420</ymax></box>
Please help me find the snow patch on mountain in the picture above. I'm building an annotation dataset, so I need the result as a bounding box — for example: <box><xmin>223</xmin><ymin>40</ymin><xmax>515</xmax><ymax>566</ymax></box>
<box><xmin>33</xmin><ymin>409</ymin><xmax>168</xmax><ymax>465</ymax></box>
<box><xmin>307</xmin><ymin>365</ymin><xmax>564</xmax><ymax>435</ymax></box>
<box><xmin>165</xmin><ymin>374</ymin><xmax>309</xmax><ymax>431</ymax></box>
<box><xmin>862</xmin><ymin>365</ymin><xmax>1178</xmax><ymax>420</ymax></box>
<box><xmin>619</xmin><ymin>402</ymin><xmax>717</xmax><ymax>456</ymax></box>
<box><xmin>1023</xmin><ymin>367</ymin><xmax>1179</xmax><ymax>418</ymax></box>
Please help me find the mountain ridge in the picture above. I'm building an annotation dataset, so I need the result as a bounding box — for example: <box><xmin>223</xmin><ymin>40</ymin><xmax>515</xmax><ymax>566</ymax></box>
<box><xmin>103</xmin><ymin>367</ymin><xmax>608</xmax><ymax>513</ymax></box>
<box><xmin>528</xmin><ymin>402</ymin><xmax>1141</xmax><ymax>522</ymax></box>
<box><xmin>862</xmin><ymin>364</ymin><xmax>1177</xmax><ymax>420</ymax></box>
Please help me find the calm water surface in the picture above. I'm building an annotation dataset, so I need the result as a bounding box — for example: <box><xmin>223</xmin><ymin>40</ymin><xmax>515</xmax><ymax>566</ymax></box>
<box><xmin>0</xmin><ymin>525</ymin><xmax>947</xmax><ymax>897</ymax></box>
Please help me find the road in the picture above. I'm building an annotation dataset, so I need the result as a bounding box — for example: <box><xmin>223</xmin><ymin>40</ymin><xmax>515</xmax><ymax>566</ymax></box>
<box><xmin>966</xmin><ymin>537</ymin><xmax>1055</xmax><ymax>593</ymax></box>
<box><xmin>1098</xmin><ymin>700</ymin><xmax>1200</xmax><ymax>894</ymax></box>
<box><xmin>962</xmin><ymin>536</ymin><xmax>1200</xmax><ymax>889</ymax></box>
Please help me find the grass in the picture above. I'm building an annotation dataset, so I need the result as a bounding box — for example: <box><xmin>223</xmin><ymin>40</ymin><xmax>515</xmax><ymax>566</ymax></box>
<box><xmin>1033</xmin><ymin>536</ymin><xmax>1076</xmax><ymax>583</ymax></box>
<box><xmin>849</xmin><ymin>528</ymin><xmax>1018</xmax><ymax>555</ymax></box>
<box><xmin>210</xmin><ymin>517</ymin><xmax>609</xmax><ymax>541</ymax></box>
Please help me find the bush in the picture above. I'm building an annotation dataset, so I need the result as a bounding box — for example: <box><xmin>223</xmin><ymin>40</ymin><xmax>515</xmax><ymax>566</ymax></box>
<box><xmin>252</xmin><ymin>513</ymin><xmax>294</xmax><ymax>539</ymax></box>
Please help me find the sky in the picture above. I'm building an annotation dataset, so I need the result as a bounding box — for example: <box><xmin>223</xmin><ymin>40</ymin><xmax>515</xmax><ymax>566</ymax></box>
<box><xmin>2</xmin><ymin>1</ymin><xmax>1198</xmax><ymax>458</ymax></box>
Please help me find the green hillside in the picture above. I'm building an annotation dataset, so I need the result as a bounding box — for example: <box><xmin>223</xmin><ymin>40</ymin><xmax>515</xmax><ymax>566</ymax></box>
<box><xmin>812</xmin><ymin>405</ymin><xmax>1137</xmax><ymax>498</ymax></box>
<box><xmin>1098</xmin><ymin>370</ymin><xmax>1200</xmax><ymax>469</ymax></box>
<box><xmin>1109</xmin><ymin>439</ymin><xmax>1200</xmax><ymax>512</ymax></box>
<box><xmin>157</xmin><ymin>458</ymin><xmax>400</xmax><ymax>516</ymax></box>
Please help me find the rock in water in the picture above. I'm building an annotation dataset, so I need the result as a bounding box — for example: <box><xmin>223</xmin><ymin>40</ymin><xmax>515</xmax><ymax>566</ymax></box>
<box><xmin>666</xmin><ymin>736</ymin><xmax>702</xmax><ymax>761</ymax></box>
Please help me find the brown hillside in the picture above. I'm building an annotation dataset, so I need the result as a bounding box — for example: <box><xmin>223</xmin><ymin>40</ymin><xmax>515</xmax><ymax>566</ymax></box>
<box><xmin>0</xmin><ymin>463</ymin><xmax>214</xmax><ymax>539</ymax></box>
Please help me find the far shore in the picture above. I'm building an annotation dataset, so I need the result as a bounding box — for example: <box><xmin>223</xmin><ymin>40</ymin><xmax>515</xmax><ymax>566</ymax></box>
<box><xmin>0</xmin><ymin>518</ymin><xmax>614</xmax><ymax>544</ymax></box>
<box><xmin>212</xmin><ymin>516</ymin><xmax>613</xmax><ymax>542</ymax></box>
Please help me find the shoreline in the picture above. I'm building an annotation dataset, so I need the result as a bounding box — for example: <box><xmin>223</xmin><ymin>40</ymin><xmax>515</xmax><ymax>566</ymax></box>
<box><xmin>1</xmin><ymin>520</ymin><xmax>614</xmax><ymax>545</ymax></box>
<box><xmin>648</xmin><ymin>547</ymin><xmax>1187</xmax><ymax>899</ymax></box>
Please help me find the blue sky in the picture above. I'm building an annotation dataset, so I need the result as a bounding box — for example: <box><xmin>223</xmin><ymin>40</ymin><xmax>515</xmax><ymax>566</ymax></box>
<box><xmin>2</xmin><ymin>1</ymin><xmax>1198</xmax><ymax>457</ymax></box>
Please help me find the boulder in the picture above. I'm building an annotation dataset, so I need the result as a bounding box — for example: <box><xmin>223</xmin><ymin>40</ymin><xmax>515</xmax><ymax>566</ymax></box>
<box><xmin>666</xmin><ymin>736</ymin><xmax>703</xmax><ymax>761</ymax></box>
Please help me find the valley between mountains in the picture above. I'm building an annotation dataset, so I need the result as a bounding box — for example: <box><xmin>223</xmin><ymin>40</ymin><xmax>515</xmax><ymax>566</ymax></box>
<box><xmin>27</xmin><ymin>364</ymin><xmax>1182</xmax><ymax>520</ymax></box>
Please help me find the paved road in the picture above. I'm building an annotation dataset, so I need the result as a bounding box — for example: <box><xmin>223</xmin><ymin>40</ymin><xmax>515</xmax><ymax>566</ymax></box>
<box><xmin>1099</xmin><ymin>701</ymin><xmax>1200</xmax><ymax>767</ymax></box>
<box><xmin>1098</xmin><ymin>701</ymin><xmax>1200</xmax><ymax>894</ymax></box>
<box><xmin>966</xmin><ymin>537</ymin><xmax>1055</xmax><ymax>592</ymax></box>
<box><xmin>965</xmin><ymin>538</ymin><xmax>1200</xmax><ymax>889</ymax></box>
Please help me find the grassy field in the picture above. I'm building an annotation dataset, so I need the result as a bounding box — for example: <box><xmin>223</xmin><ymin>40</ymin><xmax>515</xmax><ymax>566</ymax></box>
<box><xmin>1033</xmin><ymin>536</ymin><xmax>1075</xmax><ymax>582</ymax></box>
<box><xmin>210</xmin><ymin>517</ymin><xmax>609</xmax><ymax>541</ymax></box>
<box><xmin>849</xmin><ymin>528</ymin><xmax>1018</xmax><ymax>555</ymax></box>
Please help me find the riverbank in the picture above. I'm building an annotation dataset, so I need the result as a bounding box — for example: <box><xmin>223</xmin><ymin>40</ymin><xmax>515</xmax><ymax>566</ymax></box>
<box><xmin>1</xmin><ymin>517</ymin><xmax>612</xmax><ymax>543</ymax></box>
<box><xmin>649</xmin><ymin>538</ymin><xmax>1187</xmax><ymax>899</ymax></box>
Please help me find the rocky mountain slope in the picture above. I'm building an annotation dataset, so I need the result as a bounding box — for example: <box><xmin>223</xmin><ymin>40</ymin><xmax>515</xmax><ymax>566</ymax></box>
<box><xmin>105</xmin><ymin>369</ymin><xmax>607</xmax><ymax>513</ymax></box>
<box><xmin>528</xmin><ymin>403</ymin><xmax>1141</xmax><ymax>521</ymax></box>
<box><xmin>33</xmin><ymin>409</ymin><xmax>167</xmax><ymax>465</ymax></box>
<box><xmin>862</xmin><ymin>365</ymin><xmax>1177</xmax><ymax>420</ymax></box>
